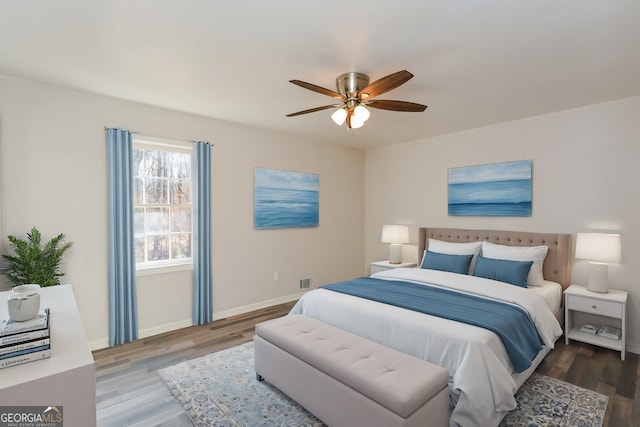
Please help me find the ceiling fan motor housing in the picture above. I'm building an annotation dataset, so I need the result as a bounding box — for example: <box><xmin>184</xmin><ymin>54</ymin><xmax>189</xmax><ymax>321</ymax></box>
<box><xmin>336</xmin><ymin>72</ymin><xmax>369</xmax><ymax>97</ymax></box>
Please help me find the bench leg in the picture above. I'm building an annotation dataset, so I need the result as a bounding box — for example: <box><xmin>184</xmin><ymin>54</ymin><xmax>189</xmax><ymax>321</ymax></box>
<box><xmin>256</xmin><ymin>373</ymin><xmax>264</xmax><ymax>382</ymax></box>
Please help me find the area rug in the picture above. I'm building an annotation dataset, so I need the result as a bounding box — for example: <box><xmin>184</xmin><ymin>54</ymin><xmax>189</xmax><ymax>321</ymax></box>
<box><xmin>158</xmin><ymin>342</ymin><xmax>608</xmax><ymax>427</ymax></box>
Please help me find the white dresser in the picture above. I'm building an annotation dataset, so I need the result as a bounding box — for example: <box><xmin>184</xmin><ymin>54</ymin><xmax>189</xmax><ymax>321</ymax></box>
<box><xmin>0</xmin><ymin>285</ymin><xmax>96</xmax><ymax>426</ymax></box>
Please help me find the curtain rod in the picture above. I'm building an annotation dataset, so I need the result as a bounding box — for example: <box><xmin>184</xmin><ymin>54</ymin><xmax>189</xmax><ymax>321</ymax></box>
<box><xmin>104</xmin><ymin>126</ymin><xmax>139</xmax><ymax>134</ymax></box>
<box><xmin>104</xmin><ymin>127</ymin><xmax>212</xmax><ymax>145</ymax></box>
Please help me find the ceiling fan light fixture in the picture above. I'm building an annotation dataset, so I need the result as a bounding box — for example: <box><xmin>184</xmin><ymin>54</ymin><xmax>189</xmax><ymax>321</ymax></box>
<box><xmin>287</xmin><ymin>70</ymin><xmax>427</xmax><ymax>131</ymax></box>
<box><xmin>353</xmin><ymin>105</ymin><xmax>370</xmax><ymax>122</ymax></box>
<box><xmin>331</xmin><ymin>108</ymin><xmax>347</xmax><ymax>126</ymax></box>
<box><xmin>350</xmin><ymin>116</ymin><xmax>365</xmax><ymax>129</ymax></box>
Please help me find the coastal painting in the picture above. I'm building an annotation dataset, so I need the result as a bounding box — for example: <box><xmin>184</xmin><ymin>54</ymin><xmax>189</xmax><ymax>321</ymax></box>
<box><xmin>448</xmin><ymin>160</ymin><xmax>532</xmax><ymax>216</ymax></box>
<box><xmin>254</xmin><ymin>168</ymin><xmax>319</xmax><ymax>229</ymax></box>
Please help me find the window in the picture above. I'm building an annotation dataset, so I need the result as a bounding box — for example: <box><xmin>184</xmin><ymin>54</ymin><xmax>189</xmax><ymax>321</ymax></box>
<box><xmin>133</xmin><ymin>138</ymin><xmax>192</xmax><ymax>269</ymax></box>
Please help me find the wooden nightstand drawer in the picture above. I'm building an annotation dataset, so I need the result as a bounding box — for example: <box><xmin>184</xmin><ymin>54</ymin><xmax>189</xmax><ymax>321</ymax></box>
<box><xmin>567</xmin><ymin>295</ymin><xmax>622</xmax><ymax>318</ymax></box>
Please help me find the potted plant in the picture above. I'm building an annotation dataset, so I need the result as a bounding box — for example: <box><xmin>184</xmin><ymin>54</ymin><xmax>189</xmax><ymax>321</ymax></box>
<box><xmin>1</xmin><ymin>227</ymin><xmax>73</xmax><ymax>287</ymax></box>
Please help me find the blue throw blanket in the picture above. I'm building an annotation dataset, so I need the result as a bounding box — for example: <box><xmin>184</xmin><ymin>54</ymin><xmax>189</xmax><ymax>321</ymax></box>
<box><xmin>323</xmin><ymin>277</ymin><xmax>542</xmax><ymax>373</ymax></box>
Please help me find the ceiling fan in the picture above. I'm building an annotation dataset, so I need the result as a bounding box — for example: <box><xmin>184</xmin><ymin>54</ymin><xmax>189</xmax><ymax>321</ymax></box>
<box><xmin>286</xmin><ymin>70</ymin><xmax>427</xmax><ymax>129</ymax></box>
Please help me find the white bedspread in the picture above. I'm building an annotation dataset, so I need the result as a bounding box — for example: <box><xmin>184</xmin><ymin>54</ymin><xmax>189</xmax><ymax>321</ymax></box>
<box><xmin>289</xmin><ymin>268</ymin><xmax>563</xmax><ymax>427</ymax></box>
<box><xmin>529</xmin><ymin>280</ymin><xmax>563</xmax><ymax>314</ymax></box>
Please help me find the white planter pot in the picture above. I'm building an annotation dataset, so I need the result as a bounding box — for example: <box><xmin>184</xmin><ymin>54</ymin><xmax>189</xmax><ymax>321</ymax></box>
<box><xmin>8</xmin><ymin>284</ymin><xmax>41</xmax><ymax>322</ymax></box>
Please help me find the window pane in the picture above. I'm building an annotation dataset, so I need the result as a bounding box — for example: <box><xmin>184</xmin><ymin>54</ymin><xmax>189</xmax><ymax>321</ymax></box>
<box><xmin>171</xmin><ymin>233</ymin><xmax>191</xmax><ymax>259</ymax></box>
<box><xmin>134</xmin><ymin>236</ymin><xmax>145</xmax><ymax>263</ymax></box>
<box><xmin>172</xmin><ymin>207</ymin><xmax>191</xmax><ymax>232</ymax></box>
<box><xmin>145</xmin><ymin>207</ymin><xmax>170</xmax><ymax>233</ymax></box>
<box><xmin>144</xmin><ymin>150</ymin><xmax>168</xmax><ymax>178</ymax></box>
<box><xmin>133</xmin><ymin>141</ymin><xmax>193</xmax><ymax>267</ymax></box>
<box><xmin>146</xmin><ymin>235</ymin><xmax>169</xmax><ymax>261</ymax></box>
<box><xmin>170</xmin><ymin>179</ymin><xmax>191</xmax><ymax>204</ymax></box>
<box><xmin>145</xmin><ymin>178</ymin><xmax>168</xmax><ymax>204</ymax></box>
<box><xmin>134</xmin><ymin>208</ymin><xmax>145</xmax><ymax>234</ymax></box>
<box><xmin>171</xmin><ymin>153</ymin><xmax>191</xmax><ymax>179</ymax></box>
<box><xmin>133</xmin><ymin>149</ymin><xmax>144</xmax><ymax>177</ymax></box>
<box><xmin>133</xmin><ymin>177</ymin><xmax>144</xmax><ymax>205</ymax></box>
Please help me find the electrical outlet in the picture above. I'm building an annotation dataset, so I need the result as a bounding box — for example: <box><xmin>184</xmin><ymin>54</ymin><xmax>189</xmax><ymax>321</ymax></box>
<box><xmin>273</xmin><ymin>272</ymin><xmax>280</xmax><ymax>282</ymax></box>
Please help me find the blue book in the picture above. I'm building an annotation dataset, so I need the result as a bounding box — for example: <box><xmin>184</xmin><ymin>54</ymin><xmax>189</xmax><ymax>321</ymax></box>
<box><xmin>0</xmin><ymin>344</ymin><xmax>50</xmax><ymax>361</ymax></box>
<box><xmin>0</xmin><ymin>337</ymin><xmax>50</xmax><ymax>356</ymax></box>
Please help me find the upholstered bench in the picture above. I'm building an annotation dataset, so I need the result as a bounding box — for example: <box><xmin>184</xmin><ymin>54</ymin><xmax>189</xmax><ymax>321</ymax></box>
<box><xmin>254</xmin><ymin>314</ymin><xmax>449</xmax><ymax>427</ymax></box>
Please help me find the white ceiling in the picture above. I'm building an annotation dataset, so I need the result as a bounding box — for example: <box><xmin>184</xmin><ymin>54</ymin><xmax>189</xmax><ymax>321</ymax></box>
<box><xmin>1</xmin><ymin>1</ymin><xmax>639</xmax><ymax>148</ymax></box>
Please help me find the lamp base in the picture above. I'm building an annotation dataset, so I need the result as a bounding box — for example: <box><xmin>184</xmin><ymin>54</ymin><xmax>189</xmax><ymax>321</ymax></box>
<box><xmin>587</xmin><ymin>262</ymin><xmax>609</xmax><ymax>293</ymax></box>
<box><xmin>389</xmin><ymin>244</ymin><xmax>402</xmax><ymax>264</ymax></box>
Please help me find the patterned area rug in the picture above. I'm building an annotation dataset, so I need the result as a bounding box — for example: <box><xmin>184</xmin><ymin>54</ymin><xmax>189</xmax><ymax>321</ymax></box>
<box><xmin>158</xmin><ymin>342</ymin><xmax>608</xmax><ymax>427</ymax></box>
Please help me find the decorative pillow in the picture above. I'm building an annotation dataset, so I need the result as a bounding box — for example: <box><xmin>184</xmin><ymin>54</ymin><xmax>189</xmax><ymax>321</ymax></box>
<box><xmin>426</xmin><ymin>239</ymin><xmax>483</xmax><ymax>274</ymax></box>
<box><xmin>421</xmin><ymin>250</ymin><xmax>474</xmax><ymax>275</ymax></box>
<box><xmin>481</xmin><ymin>241</ymin><xmax>548</xmax><ymax>286</ymax></box>
<box><xmin>473</xmin><ymin>256</ymin><xmax>533</xmax><ymax>288</ymax></box>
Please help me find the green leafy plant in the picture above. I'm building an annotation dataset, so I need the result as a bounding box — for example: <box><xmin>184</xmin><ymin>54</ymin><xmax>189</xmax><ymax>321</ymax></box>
<box><xmin>2</xmin><ymin>227</ymin><xmax>73</xmax><ymax>287</ymax></box>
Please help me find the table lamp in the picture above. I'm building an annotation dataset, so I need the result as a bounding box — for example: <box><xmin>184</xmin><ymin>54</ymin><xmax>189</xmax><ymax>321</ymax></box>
<box><xmin>381</xmin><ymin>225</ymin><xmax>409</xmax><ymax>264</ymax></box>
<box><xmin>575</xmin><ymin>232</ymin><xmax>621</xmax><ymax>293</ymax></box>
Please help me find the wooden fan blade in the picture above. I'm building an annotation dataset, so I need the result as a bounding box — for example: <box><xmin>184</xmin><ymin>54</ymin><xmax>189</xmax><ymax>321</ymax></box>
<box><xmin>289</xmin><ymin>80</ymin><xmax>345</xmax><ymax>100</ymax></box>
<box><xmin>359</xmin><ymin>70</ymin><xmax>413</xmax><ymax>99</ymax></box>
<box><xmin>286</xmin><ymin>104</ymin><xmax>340</xmax><ymax>117</ymax></box>
<box><xmin>366</xmin><ymin>100</ymin><xmax>427</xmax><ymax>112</ymax></box>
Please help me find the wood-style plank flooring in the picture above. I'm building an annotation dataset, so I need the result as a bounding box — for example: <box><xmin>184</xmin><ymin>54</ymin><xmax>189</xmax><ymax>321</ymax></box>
<box><xmin>94</xmin><ymin>302</ymin><xmax>296</xmax><ymax>426</ymax></box>
<box><xmin>94</xmin><ymin>302</ymin><xmax>639</xmax><ymax>426</ymax></box>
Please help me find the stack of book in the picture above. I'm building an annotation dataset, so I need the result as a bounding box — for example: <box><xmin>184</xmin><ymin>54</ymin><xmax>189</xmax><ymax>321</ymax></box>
<box><xmin>597</xmin><ymin>326</ymin><xmax>621</xmax><ymax>340</ymax></box>
<box><xmin>0</xmin><ymin>308</ymin><xmax>51</xmax><ymax>369</ymax></box>
<box><xmin>578</xmin><ymin>323</ymin><xmax>622</xmax><ymax>340</ymax></box>
<box><xmin>580</xmin><ymin>323</ymin><xmax>599</xmax><ymax>334</ymax></box>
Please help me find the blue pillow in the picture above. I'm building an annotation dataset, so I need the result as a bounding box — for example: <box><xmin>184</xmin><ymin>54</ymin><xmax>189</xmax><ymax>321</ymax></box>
<box><xmin>421</xmin><ymin>251</ymin><xmax>473</xmax><ymax>275</ymax></box>
<box><xmin>472</xmin><ymin>256</ymin><xmax>533</xmax><ymax>287</ymax></box>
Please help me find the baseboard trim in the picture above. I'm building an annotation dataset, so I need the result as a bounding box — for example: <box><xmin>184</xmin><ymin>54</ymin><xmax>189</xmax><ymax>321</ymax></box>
<box><xmin>139</xmin><ymin>319</ymin><xmax>194</xmax><ymax>340</ymax></box>
<box><xmin>89</xmin><ymin>292</ymin><xmax>304</xmax><ymax>351</ymax></box>
<box><xmin>212</xmin><ymin>292</ymin><xmax>303</xmax><ymax>321</ymax></box>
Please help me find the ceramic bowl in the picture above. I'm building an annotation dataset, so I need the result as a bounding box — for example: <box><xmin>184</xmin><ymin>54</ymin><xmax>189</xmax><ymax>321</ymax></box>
<box><xmin>8</xmin><ymin>284</ymin><xmax>41</xmax><ymax>322</ymax></box>
<box><xmin>12</xmin><ymin>284</ymin><xmax>42</xmax><ymax>294</ymax></box>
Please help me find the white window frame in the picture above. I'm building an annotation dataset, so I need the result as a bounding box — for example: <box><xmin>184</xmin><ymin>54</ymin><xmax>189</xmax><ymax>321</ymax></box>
<box><xmin>133</xmin><ymin>136</ymin><xmax>193</xmax><ymax>274</ymax></box>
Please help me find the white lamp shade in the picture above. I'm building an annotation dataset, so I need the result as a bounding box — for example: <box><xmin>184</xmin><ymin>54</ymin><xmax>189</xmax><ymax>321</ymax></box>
<box><xmin>575</xmin><ymin>233</ymin><xmax>622</xmax><ymax>263</ymax></box>
<box><xmin>350</xmin><ymin>116</ymin><xmax>365</xmax><ymax>129</ymax></box>
<box><xmin>331</xmin><ymin>108</ymin><xmax>347</xmax><ymax>126</ymax></box>
<box><xmin>381</xmin><ymin>225</ymin><xmax>409</xmax><ymax>244</ymax></box>
<box><xmin>353</xmin><ymin>105</ymin><xmax>370</xmax><ymax>122</ymax></box>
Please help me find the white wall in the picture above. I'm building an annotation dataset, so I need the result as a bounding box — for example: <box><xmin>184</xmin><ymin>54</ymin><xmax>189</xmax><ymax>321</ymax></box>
<box><xmin>365</xmin><ymin>96</ymin><xmax>640</xmax><ymax>354</ymax></box>
<box><xmin>0</xmin><ymin>76</ymin><xmax>365</xmax><ymax>349</ymax></box>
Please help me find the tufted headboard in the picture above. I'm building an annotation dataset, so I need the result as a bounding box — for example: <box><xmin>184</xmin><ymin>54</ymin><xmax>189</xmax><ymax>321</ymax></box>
<box><xmin>418</xmin><ymin>227</ymin><xmax>572</xmax><ymax>290</ymax></box>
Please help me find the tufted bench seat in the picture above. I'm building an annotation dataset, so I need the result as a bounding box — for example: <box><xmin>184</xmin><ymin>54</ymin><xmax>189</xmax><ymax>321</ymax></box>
<box><xmin>254</xmin><ymin>314</ymin><xmax>449</xmax><ymax>427</ymax></box>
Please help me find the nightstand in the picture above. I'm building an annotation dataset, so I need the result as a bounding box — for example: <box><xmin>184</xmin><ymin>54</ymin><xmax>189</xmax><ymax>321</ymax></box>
<box><xmin>370</xmin><ymin>260</ymin><xmax>417</xmax><ymax>275</ymax></box>
<box><xmin>564</xmin><ymin>285</ymin><xmax>628</xmax><ymax>360</ymax></box>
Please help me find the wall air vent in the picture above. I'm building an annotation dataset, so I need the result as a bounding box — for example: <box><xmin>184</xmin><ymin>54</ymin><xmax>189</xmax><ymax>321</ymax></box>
<box><xmin>299</xmin><ymin>278</ymin><xmax>312</xmax><ymax>289</ymax></box>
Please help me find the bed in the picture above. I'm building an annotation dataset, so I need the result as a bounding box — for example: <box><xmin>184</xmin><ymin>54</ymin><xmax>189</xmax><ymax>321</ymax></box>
<box><xmin>290</xmin><ymin>227</ymin><xmax>571</xmax><ymax>427</ymax></box>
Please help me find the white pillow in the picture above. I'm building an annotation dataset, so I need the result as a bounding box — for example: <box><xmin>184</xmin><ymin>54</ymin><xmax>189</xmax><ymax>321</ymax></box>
<box><xmin>424</xmin><ymin>239</ymin><xmax>483</xmax><ymax>274</ymax></box>
<box><xmin>481</xmin><ymin>241</ymin><xmax>548</xmax><ymax>286</ymax></box>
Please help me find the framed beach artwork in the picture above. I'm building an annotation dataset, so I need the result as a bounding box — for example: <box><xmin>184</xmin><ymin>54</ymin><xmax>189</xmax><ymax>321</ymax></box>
<box><xmin>254</xmin><ymin>168</ymin><xmax>319</xmax><ymax>229</ymax></box>
<box><xmin>448</xmin><ymin>160</ymin><xmax>532</xmax><ymax>216</ymax></box>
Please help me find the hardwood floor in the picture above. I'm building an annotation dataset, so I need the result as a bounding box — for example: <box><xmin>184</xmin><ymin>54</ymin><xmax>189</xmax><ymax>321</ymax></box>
<box><xmin>94</xmin><ymin>302</ymin><xmax>639</xmax><ymax>426</ymax></box>
<box><xmin>536</xmin><ymin>339</ymin><xmax>639</xmax><ymax>427</ymax></box>
<box><xmin>94</xmin><ymin>302</ymin><xmax>296</xmax><ymax>426</ymax></box>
